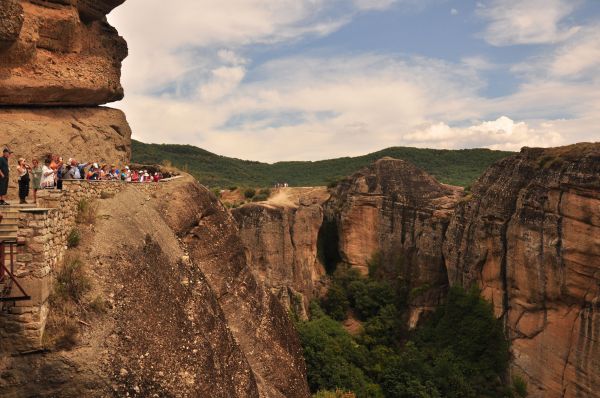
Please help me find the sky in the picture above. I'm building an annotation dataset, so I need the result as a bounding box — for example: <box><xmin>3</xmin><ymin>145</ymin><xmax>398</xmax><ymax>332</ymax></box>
<box><xmin>108</xmin><ymin>0</ymin><xmax>600</xmax><ymax>162</ymax></box>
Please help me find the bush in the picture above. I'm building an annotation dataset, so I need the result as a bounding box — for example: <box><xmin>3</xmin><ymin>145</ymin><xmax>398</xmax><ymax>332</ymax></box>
<box><xmin>347</xmin><ymin>279</ymin><xmax>396</xmax><ymax>320</ymax></box>
<box><xmin>76</xmin><ymin>199</ymin><xmax>98</xmax><ymax>224</ymax></box>
<box><xmin>67</xmin><ymin>229</ymin><xmax>81</xmax><ymax>248</ymax></box>
<box><xmin>314</xmin><ymin>389</ymin><xmax>356</xmax><ymax>398</ymax></box>
<box><xmin>211</xmin><ymin>187</ymin><xmax>222</xmax><ymax>198</ymax></box>
<box><xmin>89</xmin><ymin>296</ymin><xmax>109</xmax><ymax>314</ymax></box>
<box><xmin>244</xmin><ymin>188</ymin><xmax>256</xmax><ymax>199</ymax></box>
<box><xmin>259</xmin><ymin>188</ymin><xmax>272</xmax><ymax>197</ymax></box>
<box><xmin>228</xmin><ymin>186</ymin><xmax>238</xmax><ymax>191</ymax></box>
<box><xmin>55</xmin><ymin>257</ymin><xmax>91</xmax><ymax>303</ymax></box>
<box><xmin>252</xmin><ymin>193</ymin><xmax>269</xmax><ymax>202</ymax></box>
<box><xmin>321</xmin><ymin>284</ymin><xmax>350</xmax><ymax>321</ymax></box>
<box><xmin>53</xmin><ymin>318</ymin><xmax>80</xmax><ymax>350</ymax></box>
<box><xmin>513</xmin><ymin>376</ymin><xmax>528</xmax><ymax>398</ymax></box>
<box><xmin>297</xmin><ymin>303</ymin><xmax>381</xmax><ymax>397</ymax></box>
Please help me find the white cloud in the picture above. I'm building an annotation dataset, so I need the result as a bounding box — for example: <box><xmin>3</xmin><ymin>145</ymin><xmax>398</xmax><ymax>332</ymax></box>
<box><xmin>550</xmin><ymin>26</ymin><xmax>600</xmax><ymax>78</ymax></box>
<box><xmin>451</xmin><ymin>8</ymin><xmax>458</xmax><ymax>16</ymax></box>
<box><xmin>403</xmin><ymin>116</ymin><xmax>566</xmax><ymax>150</ymax></box>
<box><xmin>198</xmin><ymin>66</ymin><xmax>246</xmax><ymax>101</ymax></box>
<box><xmin>108</xmin><ymin>0</ymin><xmax>354</xmax><ymax>93</ymax></box>
<box><xmin>353</xmin><ymin>0</ymin><xmax>397</xmax><ymax>10</ymax></box>
<box><xmin>106</xmin><ymin>0</ymin><xmax>599</xmax><ymax>163</ymax></box>
<box><xmin>478</xmin><ymin>0</ymin><xmax>581</xmax><ymax>46</ymax></box>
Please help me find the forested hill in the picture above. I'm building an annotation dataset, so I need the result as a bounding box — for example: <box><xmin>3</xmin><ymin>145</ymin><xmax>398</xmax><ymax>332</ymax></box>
<box><xmin>132</xmin><ymin>140</ymin><xmax>513</xmax><ymax>188</ymax></box>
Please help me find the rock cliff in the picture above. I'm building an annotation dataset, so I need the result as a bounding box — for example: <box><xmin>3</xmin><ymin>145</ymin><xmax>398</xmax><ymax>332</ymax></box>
<box><xmin>232</xmin><ymin>188</ymin><xmax>329</xmax><ymax>318</ymax></box>
<box><xmin>326</xmin><ymin>157</ymin><xmax>462</xmax><ymax>326</ymax></box>
<box><xmin>0</xmin><ymin>0</ymin><xmax>126</xmax><ymax>106</ymax></box>
<box><xmin>0</xmin><ymin>0</ymin><xmax>131</xmax><ymax>198</ymax></box>
<box><xmin>444</xmin><ymin>143</ymin><xmax>600</xmax><ymax>397</ymax></box>
<box><xmin>0</xmin><ymin>176</ymin><xmax>310</xmax><ymax>397</ymax></box>
<box><xmin>0</xmin><ymin>1</ymin><xmax>311</xmax><ymax>396</ymax></box>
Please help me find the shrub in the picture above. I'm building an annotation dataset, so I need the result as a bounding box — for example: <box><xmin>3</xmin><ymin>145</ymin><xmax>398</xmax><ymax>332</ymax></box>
<box><xmin>67</xmin><ymin>229</ymin><xmax>81</xmax><ymax>248</ymax></box>
<box><xmin>89</xmin><ymin>296</ymin><xmax>109</xmax><ymax>314</ymax></box>
<box><xmin>347</xmin><ymin>279</ymin><xmax>396</xmax><ymax>320</ymax></box>
<box><xmin>252</xmin><ymin>193</ymin><xmax>269</xmax><ymax>202</ymax></box>
<box><xmin>53</xmin><ymin>318</ymin><xmax>80</xmax><ymax>350</ymax></box>
<box><xmin>513</xmin><ymin>376</ymin><xmax>528</xmax><ymax>398</ymax></box>
<box><xmin>259</xmin><ymin>188</ymin><xmax>272</xmax><ymax>197</ymax></box>
<box><xmin>321</xmin><ymin>283</ymin><xmax>350</xmax><ymax>321</ymax></box>
<box><xmin>211</xmin><ymin>187</ymin><xmax>222</xmax><ymax>198</ymax></box>
<box><xmin>76</xmin><ymin>199</ymin><xmax>98</xmax><ymax>224</ymax></box>
<box><xmin>314</xmin><ymin>389</ymin><xmax>356</xmax><ymax>398</ymax></box>
<box><xmin>228</xmin><ymin>186</ymin><xmax>238</xmax><ymax>191</ymax></box>
<box><xmin>244</xmin><ymin>188</ymin><xmax>256</xmax><ymax>199</ymax></box>
<box><xmin>297</xmin><ymin>303</ymin><xmax>379</xmax><ymax>397</ymax></box>
<box><xmin>55</xmin><ymin>257</ymin><xmax>91</xmax><ymax>303</ymax></box>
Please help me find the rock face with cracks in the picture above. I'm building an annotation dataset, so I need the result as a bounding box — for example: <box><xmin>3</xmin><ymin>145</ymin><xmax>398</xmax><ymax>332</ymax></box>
<box><xmin>444</xmin><ymin>143</ymin><xmax>600</xmax><ymax>397</ymax></box>
<box><xmin>0</xmin><ymin>0</ymin><xmax>127</xmax><ymax>106</ymax></box>
<box><xmin>232</xmin><ymin>190</ymin><xmax>329</xmax><ymax>319</ymax></box>
<box><xmin>0</xmin><ymin>177</ymin><xmax>310</xmax><ymax>397</ymax></box>
<box><xmin>325</xmin><ymin>157</ymin><xmax>463</xmax><ymax>326</ymax></box>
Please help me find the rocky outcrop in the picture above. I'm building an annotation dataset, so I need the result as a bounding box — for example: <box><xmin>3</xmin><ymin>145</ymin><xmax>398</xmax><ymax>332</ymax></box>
<box><xmin>163</xmin><ymin>181</ymin><xmax>311</xmax><ymax>398</ymax></box>
<box><xmin>232</xmin><ymin>190</ymin><xmax>328</xmax><ymax>318</ymax></box>
<box><xmin>0</xmin><ymin>0</ymin><xmax>130</xmax><ymax>200</ymax></box>
<box><xmin>444</xmin><ymin>143</ymin><xmax>600</xmax><ymax>397</ymax></box>
<box><xmin>1</xmin><ymin>107</ymin><xmax>131</xmax><ymax>194</ymax></box>
<box><xmin>326</xmin><ymin>157</ymin><xmax>462</xmax><ymax>326</ymax></box>
<box><xmin>0</xmin><ymin>0</ymin><xmax>127</xmax><ymax>106</ymax></box>
<box><xmin>0</xmin><ymin>176</ymin><xmax>310</xmax><ymax>397</ymax></box>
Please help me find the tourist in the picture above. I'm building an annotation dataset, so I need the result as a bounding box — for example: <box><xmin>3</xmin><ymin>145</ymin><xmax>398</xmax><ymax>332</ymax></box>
<box><xmin>87</xmin><ymin>163</ymin><xmax>100</xmax><ymax>180</ymax></box>
<box><xmin>17</xmin><ymin>158</ymin><xmax>31</xmax><ymax>204</ymax></box>
<box><xmin>0</xmin><ymin>148</ymin><xmax>12</xmax><ymax>206</ymax></box>
<box><xmin>56</xmin><ymin>156</ymin><xmax>65</xmax><ymax>189</ymax></box>
<box><xmin>31</xmin><ymin>159</ymin><xmax>43</xmax><ymax>202</ymax></box>
<box><xmin>64</xmin><ymin>159</ymin><xmax>78</xmax><ymax>180</ymax></box>
<box><xmin>41</xmin><ymin>158</ymin><xmax>55</xmax><ymax>189</ymax></box>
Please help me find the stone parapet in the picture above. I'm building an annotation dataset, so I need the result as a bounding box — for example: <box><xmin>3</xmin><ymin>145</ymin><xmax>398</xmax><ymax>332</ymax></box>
<box><xmin>0</xmin><ymin>180</ymin><xmax>163</xmax><ymax>353</ymax></box>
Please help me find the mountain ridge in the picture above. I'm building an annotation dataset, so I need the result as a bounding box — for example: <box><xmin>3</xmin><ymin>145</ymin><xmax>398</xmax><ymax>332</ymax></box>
<box><xmin>132</xmin><ymin>140</ymin><xmax>513</xmax><ymax>188</ymax></box>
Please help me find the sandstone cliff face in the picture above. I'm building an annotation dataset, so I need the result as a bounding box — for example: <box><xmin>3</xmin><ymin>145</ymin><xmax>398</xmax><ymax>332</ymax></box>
<box><xmin>0</xmin><ymin>0</ymin><xmax>126</xmax><ymax>106</ymax></box>
<box><xmin>0</xmin><ymin>177</ymin><xmax>310</xmax><ymax>397</ymax></box>
<box><xmin>163</xmin><ymin>181</ymin><xmax>311</xmax><ymax>398</ymax></box>
<box><xmin>444</xmin><ymin>143</ymin><xmax>600</xmax><ymax>397</ymax></box>
<box><xmin>0</xmin><ymin>0</ymin><xmax>131</xmax><ymax>200</ymax></box>
<box><xmin>1</xmin><ymin>107</ymin><xmax>131</xmax><ymax>197</ymax></box>
<box><xmin>232</xmin><ymin>191</ymin><xmax>328</xmax><ymax>318</ymax></box>
<box><xmin>326</xmin><ymin>158</ymin><xmax>462</xmax><ymax>326</ymax></box>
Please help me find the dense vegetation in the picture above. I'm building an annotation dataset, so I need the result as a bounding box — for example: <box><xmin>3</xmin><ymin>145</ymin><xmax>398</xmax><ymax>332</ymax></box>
<box><xmin>296</xmin><ymin>265</ymin><xmax>526</xmax><ymax>398</ymax></box>
<box><xmin>132</xmin><ymin>140</ymin><xmax>512</xmax><ymax>188</ymax></box>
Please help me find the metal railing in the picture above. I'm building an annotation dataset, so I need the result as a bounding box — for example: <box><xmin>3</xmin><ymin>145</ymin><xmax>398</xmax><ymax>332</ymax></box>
<box><xmin>0</xmin><ymin>240</ymin><xmax>31</xmax><ymax>305</ymax></box>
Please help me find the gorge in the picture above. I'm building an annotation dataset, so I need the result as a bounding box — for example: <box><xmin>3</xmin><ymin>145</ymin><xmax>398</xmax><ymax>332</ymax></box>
<box><xmin>0</xmin><ymin>1</ymin><xmax>599</xmax><ymax>398</ymax></box>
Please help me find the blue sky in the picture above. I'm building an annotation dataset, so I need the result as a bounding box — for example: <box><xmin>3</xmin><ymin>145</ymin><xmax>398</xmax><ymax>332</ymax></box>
<box><xmin>109</xmin><ymin>0</ymin><xmax>600</xmax><ymax>162</ymax></box>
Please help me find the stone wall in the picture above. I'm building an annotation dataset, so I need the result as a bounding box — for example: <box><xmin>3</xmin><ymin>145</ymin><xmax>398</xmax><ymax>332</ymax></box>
<box><xmin>0</xmin><ymin>180</ymin><xmax>164</xmax><ymax>353</ymax></box>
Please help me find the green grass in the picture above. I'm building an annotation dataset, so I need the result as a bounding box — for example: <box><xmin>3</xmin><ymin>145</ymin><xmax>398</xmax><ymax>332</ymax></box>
<box><xmin>132</xmin><ymin>140</ymin><xmax>513</xmax><ymax>188</ymax></box>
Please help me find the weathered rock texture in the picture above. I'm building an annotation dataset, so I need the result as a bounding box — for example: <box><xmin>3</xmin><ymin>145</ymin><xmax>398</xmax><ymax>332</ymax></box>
<box><xmin>232</xmin><ymin>190</ymin><xmax>329</xmax><ymax>318</ymax></box>
<box><xmin>326</xmin><ymin>157</ymin><xmax>462</xmax><ymax>326</ymax></box>
<box><xmin>0</xmin><ymin>177</ymin><xmax>310</xmax><ymax>397</ymax></box>
<box><xmin>163</xmin><ymin>181</ymin><xmax>311</xmax><ymax>398</ymax></box>
<box><xmin>0</xmin><ymin>107</ymin><xmax>131</xmax><ymax>197</ymax></box>
<box><xmin>444</xmin><ymin>143</ymin><xmax>600</xmax><ymax>397</ymax></box>
<box><xmin>0</xmin><ymin>0</ymin><xmax>127</xmax><ymax>105</ymax></box>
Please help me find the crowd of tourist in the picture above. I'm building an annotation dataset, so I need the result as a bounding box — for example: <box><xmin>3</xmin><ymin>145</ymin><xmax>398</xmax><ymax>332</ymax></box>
<box><xmin>0</xmin><ymin>149</ymin><xmax>164</xmax><ymax>205</ymax></box>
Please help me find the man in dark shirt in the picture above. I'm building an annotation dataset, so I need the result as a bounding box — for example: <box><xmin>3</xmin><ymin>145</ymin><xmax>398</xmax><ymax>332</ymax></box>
<box><xmin>0</xmin><ymin>148</ymin><xmax>13</xmax><ymax>205</ymax></box>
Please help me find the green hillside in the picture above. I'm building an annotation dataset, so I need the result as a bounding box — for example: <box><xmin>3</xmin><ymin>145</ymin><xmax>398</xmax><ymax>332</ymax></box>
<box><xmin>131</xmin><ymin>140</ymin><xmax>513</xmax><ymax>188</ymax></box>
